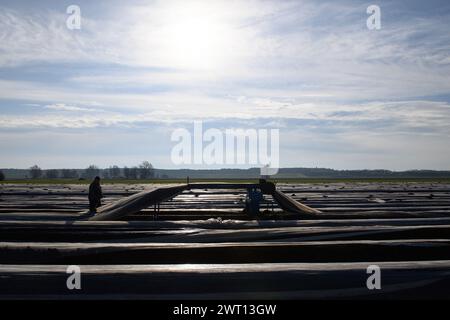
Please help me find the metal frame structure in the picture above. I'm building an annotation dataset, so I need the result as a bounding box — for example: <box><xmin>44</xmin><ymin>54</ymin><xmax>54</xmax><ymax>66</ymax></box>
<box><xmin>87</xmin><ymin>181</ymin><xmax>322</xmax><ymax>221</ymax></box>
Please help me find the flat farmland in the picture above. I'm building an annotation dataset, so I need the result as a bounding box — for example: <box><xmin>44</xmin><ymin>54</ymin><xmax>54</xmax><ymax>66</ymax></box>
<box><xmin>1</xmin><ymin>182</ymin><xmax>450</xmax><ymax>299</ymax></box>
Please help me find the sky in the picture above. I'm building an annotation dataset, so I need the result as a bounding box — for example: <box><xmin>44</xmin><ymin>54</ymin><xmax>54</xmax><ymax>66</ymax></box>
<box><xmin>1</xmin><ymin>0</ymin><xmax>450</xmax><ymax>170</ymax></box>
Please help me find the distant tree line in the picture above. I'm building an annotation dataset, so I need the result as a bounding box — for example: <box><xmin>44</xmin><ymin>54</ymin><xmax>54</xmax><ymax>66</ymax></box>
<box><xmin>3</xmin><ymin>166</ymin><xmax>450</xmax><ymax>181</ymax></box>
<box><xmin>23</xmin><ymin>161</ymin><xmax>155</xmax><ymax>180</ymax></box>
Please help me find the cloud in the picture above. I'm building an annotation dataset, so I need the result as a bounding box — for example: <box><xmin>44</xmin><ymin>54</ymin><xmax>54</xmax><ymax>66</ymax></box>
<box><xmin>44</xmin><ymin>103</ymin><xmax>101</xmax><ymax>112</ymax></box>
<box><xmin>1</xmin><ymin>0</ymin><xmax>450</xmax><ymax>103</ymax></box>
<box><xmin>1</xmin><ymin>99</ymin><xmax>450</xmax><ymax>139</ymax></box>
<box><xmin>1</xmin><ymin>0</ymin><xmax>450</xmax><ymax>169</ymax></box>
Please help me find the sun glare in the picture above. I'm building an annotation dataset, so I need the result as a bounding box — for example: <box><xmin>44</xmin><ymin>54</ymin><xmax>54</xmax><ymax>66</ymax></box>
<box><xmin>160</xmin><ymin>2</ymin><xmax>235</xmax><ymax>70</ymax></box>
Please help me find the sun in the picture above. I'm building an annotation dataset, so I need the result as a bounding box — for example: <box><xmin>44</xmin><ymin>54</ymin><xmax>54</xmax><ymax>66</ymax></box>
<box><xmin>160</xmin><ymin>2</ymin><xmax>235</xmax><ymax>70</ymax></box>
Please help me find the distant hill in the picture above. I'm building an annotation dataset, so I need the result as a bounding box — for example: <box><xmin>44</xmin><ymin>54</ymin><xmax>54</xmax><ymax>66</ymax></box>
<box><xmin>2</xmin><ymin>167</ymin><xmax>450</xmax><ymax>180</ymax></box>
<box><xmin>159</xmin><ymin>168</ymin><xmax>450</xmax><ymax>179</ymax></box>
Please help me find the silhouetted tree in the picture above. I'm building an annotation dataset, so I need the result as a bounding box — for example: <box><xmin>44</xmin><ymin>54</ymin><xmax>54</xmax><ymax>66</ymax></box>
<box><xmin>0</xmin><ymin>170</ymin><xmax>5</xmax><ymax>181</ymax></box>
<box><xmin>100</xmin><ymin>170</ymin><xmax>108</xmax><ymax>179</ymax></box>
<box><xmin>123</xmin><ymin>166</ymin><xmax>140</xmax><ymax>179</ymax></box>
<box><xmin>109</xmin><ymin>165</ymin><xmax>121</xmax><ymax>179</ymax></box>
<box><xmin>29</xmin><ymin>165</ymin><xmax>42</xmax><ymax>179</ymax></box>
<box><xmin>123</xmin><ymin>167</ymin><xmax>130</xmax><ymax>179</ymax></box>
<box><xmin>45</xmin><ymin>169</ymin><xmax>59</xmax><ymax>179</ymax></box>
<box><xmin>61</xmin><ymin>169</ymin><xmax>78</xmax><ymax>179</ymax></box>
<box><xmin>129</xmin><ymin>167</ymin><xmax>138</xmax><ymax>179</ymax></box>
<box><xmin>138</xmin><ymin>161</ymin><xmax>154</xmax><ymax>179</ymax></box>
<box><xmin>84</xmin><ymin>165</ymin><xmax>100</xmax><ymax>179</ymax></box>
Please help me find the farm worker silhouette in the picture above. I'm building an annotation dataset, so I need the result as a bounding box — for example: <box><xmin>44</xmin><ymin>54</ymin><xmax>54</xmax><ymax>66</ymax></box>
<box><xmin>88</xmin><ymin>176</ymin><xmax>103</xmax><ymax>213</ymax></box>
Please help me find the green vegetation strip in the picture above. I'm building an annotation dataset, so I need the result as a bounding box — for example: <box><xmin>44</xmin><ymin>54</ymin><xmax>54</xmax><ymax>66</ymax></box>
<box><xmin>2</xmin><ymin>178</ymin><xmax>450</xmax><ymax>185</ymax></box>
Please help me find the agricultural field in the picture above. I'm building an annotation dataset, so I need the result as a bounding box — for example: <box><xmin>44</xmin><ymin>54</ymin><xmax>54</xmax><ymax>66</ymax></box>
<box><xmin>1</xmin><ymin>181</ymin><xmax>450</xmax><ymax>299</ymax></box>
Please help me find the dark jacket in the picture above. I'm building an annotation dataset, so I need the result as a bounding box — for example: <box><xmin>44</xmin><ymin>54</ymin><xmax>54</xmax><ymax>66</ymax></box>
<box><xmin>88</xmin><ymin>181</ymin><xmax>103</xmax><ymax>201</ymax></box>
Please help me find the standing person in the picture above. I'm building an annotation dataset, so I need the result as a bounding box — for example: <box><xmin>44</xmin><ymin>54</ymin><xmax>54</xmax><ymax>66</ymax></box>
<box><xmin>88</xmin><ymin>176</ymin><xmax>103</xmax><ymax>213</ymax></box>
